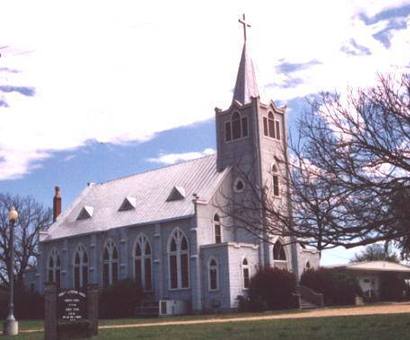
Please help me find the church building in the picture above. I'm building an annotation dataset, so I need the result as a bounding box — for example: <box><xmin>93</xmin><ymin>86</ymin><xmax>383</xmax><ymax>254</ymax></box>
<box><xmin>37</xmin><ymin>16</ymin><xmax>319</xmax><ymax>313</ymax></box>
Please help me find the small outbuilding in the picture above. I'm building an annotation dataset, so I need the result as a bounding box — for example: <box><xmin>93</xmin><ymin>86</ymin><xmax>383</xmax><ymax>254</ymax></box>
<box><xmin>332</xmin><ymin>261</ymin><xmax>410</xmax><ymax>301</ymax></box>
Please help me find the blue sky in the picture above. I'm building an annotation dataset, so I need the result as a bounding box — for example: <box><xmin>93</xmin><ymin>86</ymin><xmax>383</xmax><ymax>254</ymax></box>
<box><xmin>1</xmin><ymin>0</ymin><xmax>410</xmax><ymax>265</ymax></box>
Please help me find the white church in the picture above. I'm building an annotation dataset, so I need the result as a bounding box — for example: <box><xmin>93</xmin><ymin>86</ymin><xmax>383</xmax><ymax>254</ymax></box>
<box><xmin>36</xmin><ymin>16</ymin><xmax>319</xmax><ymax>313</ymax></box>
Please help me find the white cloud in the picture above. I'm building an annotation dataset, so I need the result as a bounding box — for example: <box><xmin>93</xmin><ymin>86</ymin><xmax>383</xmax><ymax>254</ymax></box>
<box><xmin>148</xmin><ymin>148</ymin><xmax>215</xmax><ymax>165</ymax></box>
<box><xmin>0</xmin><ymin>149</ymin><xmax>49</xmax><ymax>180</ymax></box>
<box><xmin>0</xmin><ymin>0</ymin><xmax>409</xmax><ymax>179</ymax></box>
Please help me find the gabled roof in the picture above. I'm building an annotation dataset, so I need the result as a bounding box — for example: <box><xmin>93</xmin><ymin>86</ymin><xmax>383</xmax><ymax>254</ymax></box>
<box><xmin>43</xmin><ymin>155</ymin><xmax>230</xmax><ymax>241</ymax></box>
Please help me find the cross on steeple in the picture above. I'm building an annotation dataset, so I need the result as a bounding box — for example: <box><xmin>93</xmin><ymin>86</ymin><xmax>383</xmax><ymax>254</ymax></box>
<box><xmin>238</xmin><ymin>13</ymin><xmax>251</xmax><ymax>42</ymax></box>
<box><xmin>232</xmin><ymin>13</ymin><xmax>259</xmax><ymax>105</ymax></box>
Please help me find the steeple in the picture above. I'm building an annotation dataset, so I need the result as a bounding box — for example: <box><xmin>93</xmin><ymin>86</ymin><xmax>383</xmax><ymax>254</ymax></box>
<box><xmin>232</xmin><ymin>14</ymin><xmax>259</xmax><ymax>105</ymax></box>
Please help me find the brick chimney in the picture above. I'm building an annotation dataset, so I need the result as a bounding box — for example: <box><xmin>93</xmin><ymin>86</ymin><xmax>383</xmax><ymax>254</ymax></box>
<box><xmin>53</xmin><ymin>186</ymin><xmax>62</xmax><ymax>222</ymax></box>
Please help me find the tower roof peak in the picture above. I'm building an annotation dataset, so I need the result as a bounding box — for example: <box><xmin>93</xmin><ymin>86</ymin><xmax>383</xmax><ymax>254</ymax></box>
<box><xmin>232</xmin><ymin>14</ymin><xmax>259</xmax><ymax>105</ymax></box>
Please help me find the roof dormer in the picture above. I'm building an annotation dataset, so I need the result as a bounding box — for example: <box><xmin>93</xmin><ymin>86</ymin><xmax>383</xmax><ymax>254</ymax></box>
<box><xmin>77</xmin><ymin>206</ymin><xmax>94</xmax><ymax>220</ymax></box>
<box><xmin>167</xmin><ymin>186</ymin><xmax>186</xmax><ymax>201</ymax></box>
<box><xmin>119</xmin><ymin>196</ymin><xmax>137</xmax><ymax>211</ymax></box>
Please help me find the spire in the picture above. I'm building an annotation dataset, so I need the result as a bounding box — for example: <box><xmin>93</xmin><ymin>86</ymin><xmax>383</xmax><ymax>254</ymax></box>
<box><xmin>232</xmin><ymin>14</ymin><xmax>259</xmax><ymax>105</ymax></box>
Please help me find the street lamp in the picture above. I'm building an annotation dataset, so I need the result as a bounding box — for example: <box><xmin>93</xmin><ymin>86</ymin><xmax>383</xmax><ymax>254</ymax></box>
<box><xmin>3</xmin><ymin>206</ymin><xmax>18</xmax><ymax>336</ymax></box>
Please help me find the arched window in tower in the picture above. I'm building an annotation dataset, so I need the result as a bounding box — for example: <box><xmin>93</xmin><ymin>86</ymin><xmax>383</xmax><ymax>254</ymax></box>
<box><xmin>102</xmin><ymin>239</ymin><xmax>119</xmax><ymax>288</ymax></box>
<box><xmin>73</xmin><ymin>244</ymin><xmax>88</xmax><ymax>290</ymax></box>
<box><xmin>214</xmin><ymin>214</ymin><xmax>222</xmax><ymax>244</ymax></box>
<box><xmin>275</xmin><ymin>119</ymin><xmax>281</xmax><ymax>140</ymax></box>
<box><xmin>241</xmin><ymin>114</ymin><xmax>248</xmax><ymax>137</ymax></box>
<box><xmin>134</xmin><ymin>234</ymin><xmax>152</xmax><ymax>291</ymax></box>
<box><xmin>268</xmin><ymin>112</ymin><xmax>275</xmax><ymax>138</ymax></box>
<box><xmin>47</xmin><ymin>248</ymin><xmax>61</xmax><ymax>289</ymax></box>
<box><xmin>242</xmin><ymin>258</ymin><xmax>250</xmax><ymax>289</ymax></box>
<box><xmin>273</xmin><ymin>241</ymin><xmax>287</xmax><ymax>261</ymax></box>
<box><xmin>232</xmin><ymin>112</ymin><xmax>241</xmax><ymax>139</ymax></box>
<box><xmin>225</xmin><ymin>112</ymin><xmax>248</xmax><ymax>141</ymax></box>
<box><xmin>225</xmin><ymin>120</ymin><xmax>232</xmax><ymax>141</ymax></box>
<box><xmin>272</xmin><ymin>164</ymin><xmax>280</xmax><ymax>197</ymax></box>
<box><xmin>168</xmin><ymin>228</ymin><xmax>190</xmax><ymax>289</ymax></box>
<box><xmin>208</xmin><ymin>257</ymin><xmax>219</xmax><ymax>291</ymax></box>
<box><xmin>263</xmin><ymin>117</ymin><xmax>268</xmax><ymax>136</ymax></box>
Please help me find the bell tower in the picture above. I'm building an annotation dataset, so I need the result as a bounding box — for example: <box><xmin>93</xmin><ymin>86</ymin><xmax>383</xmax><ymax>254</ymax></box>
<box><xmin>215</xmin><ymin>15</ymin><xmax>297</xmax><ymax>270</ymax></box>
<box><xmin>215</xmin><ymin>15</ymin><xmax>287</xmax><ymax>191</ymax></box>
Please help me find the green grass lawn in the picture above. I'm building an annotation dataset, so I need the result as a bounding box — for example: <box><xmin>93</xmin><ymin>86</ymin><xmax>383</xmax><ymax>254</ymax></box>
<box><xmin>13</xmin><ymin>308</ymin><xmax>305</xmax><ymax>330</ymax></box>
<box><xmin>5</xmin><ymin>313</ymin><xmax>410</xmax><ymax>340</ymax></box>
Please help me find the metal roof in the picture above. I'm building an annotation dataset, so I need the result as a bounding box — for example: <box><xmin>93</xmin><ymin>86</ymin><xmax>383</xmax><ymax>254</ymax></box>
<box><xmin>42</xmin><ymin>155</ymin><xmax>230</xmax><ymax>241</ymax></box>
<box><xmin>332</xmin><ymin>261</ymin><xmax>410</xmax><ymax>273</ymax></box>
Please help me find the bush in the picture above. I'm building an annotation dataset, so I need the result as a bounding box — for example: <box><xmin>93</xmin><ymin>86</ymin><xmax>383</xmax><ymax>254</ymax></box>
<box><xmin>379</xmin><ymin>272</ymin><xmax>406</xmax><ymax>301</ymax></box>
<box><xmin>15</xmin><ymin>287</ymin><xmax>44</xmax><ymax>319</ymax></box>
<box><xmin>300</xmin><ymin>268</ymin><xmax>361</xmax><ymax>306</ymax></box>
<box><xmin>248</xmin><ymin>267</ymin><xmax>296</xmax><ymax>311</ymax></box>
<box><xmin>99</xmin><ymin>279</ymin><xmax>143</xmax><ymax>318</ymax></box>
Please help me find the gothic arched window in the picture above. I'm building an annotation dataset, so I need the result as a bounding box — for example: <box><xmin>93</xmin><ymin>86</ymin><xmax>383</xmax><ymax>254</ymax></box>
<box><xmin>208</xmin><ymin>257</ymin><xmax>219</xmax><ymax>291</ymax></box>
<box><xmin>264</xmin><ymin>112</ymin><xmax>281</xmax><ymax>140</ymax></box>
<box><xmin>134</xmin><ymin>234</ymin><xmax>152</xmax><ymax>291</ymax></box>
<box><xmin>214</xmin><ymin>214</ymin><xmax>222</xmax><ymax>244</ymax></box>
<box><xmin>47</xmin><ymin>248</ymin><xmax>61</xmax><ymax>289</ymax></box>
<box><xmin>102</xmin><ymin>239</ymin><xmax>119</xmax><ymax>287</ymax></box>
<box><xmin>73</xmin><ymin>244</ymin><xmax>88</xmax><ymax>290</ymax></box>
<box><xmin>232</xmin><ymin>112</ymin><xmax>241</xmax><ymax>139</ymax></box>
<box><xmin>272</xmin><ymin>164</ymin><xmax>280</xmax><ymax>197</ymax></box>
<box><xmin>273</xmin><ymin>241</ymin><xmax>286</xmax><ymax>261</ymax></box>
<box><xmin>242</xmin><ymin>258</ymin><xmax>250</xmax><ymax>289</ymax></box>
<box><xmin>263</xmin><ymin>116</ymin><xmax>268</xmax><ymax>136</ymax></box>
<box><xmin>268</xmin><ymin>112</ymin><xmax>275</xmax><ymax>138</ymax></box>
<box><xmin>275</xmin><ymin>119</ymin><xmax>281</xmax><ymax>140</ymax></box>
<box><xmin>168</xmin><ymin>228</ymin><xmax>189</xmax><ymax>289</ymax></box>
<box><xmin>225</xmin><ymin>112</ymin><xmax>248</xmax><ymax>141</ymax></box>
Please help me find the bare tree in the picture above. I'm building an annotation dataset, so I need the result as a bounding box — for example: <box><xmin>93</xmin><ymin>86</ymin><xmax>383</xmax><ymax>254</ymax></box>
<box><xmin>291</xmin><ymin>74</ymin><xmax>409</xmax><ymax>252</ymax></box>
<box><xmin>351</xmin><ymin>244</ymin><xmax>399</xmax><ymax>263</ymax></box>
<box><xmin>0</xmin><ymin>193</ymin><xmax>52</xmax><ymax>287</ymax></box>
<box><xmin>217</xmin><ymin>74</ymin><xmax>410</xmax><ymax>255</ymax></box>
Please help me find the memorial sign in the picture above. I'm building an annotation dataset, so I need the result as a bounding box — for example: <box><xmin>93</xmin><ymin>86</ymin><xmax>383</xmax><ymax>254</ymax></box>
<box><xmin>45</xmin><ymin>285</ymin><xmax>98</xmax><ymax>340</ymax></box>
<box><xmin>58</xmin><ymin>290</ymin><xmax>87</xmax><ymax>322</ymax></box>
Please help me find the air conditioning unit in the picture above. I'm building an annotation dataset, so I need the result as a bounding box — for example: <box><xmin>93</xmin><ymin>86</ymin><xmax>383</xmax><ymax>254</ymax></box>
<box><xmin>159</xmin><ymin>300</ymin><xmax>188</xmax><ymax>316</ymax></box>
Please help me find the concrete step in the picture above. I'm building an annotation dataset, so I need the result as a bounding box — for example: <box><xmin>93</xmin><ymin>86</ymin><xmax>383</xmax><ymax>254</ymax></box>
<box><xmin>300</xmin><ymin>299</ymin><xmax>319</xmax><ymax>310</ymax></box>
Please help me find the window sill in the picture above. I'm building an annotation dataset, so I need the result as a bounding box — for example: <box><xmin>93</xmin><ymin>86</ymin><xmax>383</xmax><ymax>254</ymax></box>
<box><xmin>263</xmin><ymin>135</ymin><xmax>281</xmax><ymax>142</ymax></box>
<box><xmin>225</xmin><ymin>136</ymin><xmax>249</xmax><ymax>144</ymax></box>
<box><xmin>168</xmin><ymin>287</ymin><xmax>191</xmax><ymax>291</ymax></box>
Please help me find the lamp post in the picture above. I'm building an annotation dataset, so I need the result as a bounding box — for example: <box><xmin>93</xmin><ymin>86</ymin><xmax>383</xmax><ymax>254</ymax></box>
<box><xmin>3</xmin><ymin>206</ymin><xmax>18</xmax><ymax>336</ymax></box>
